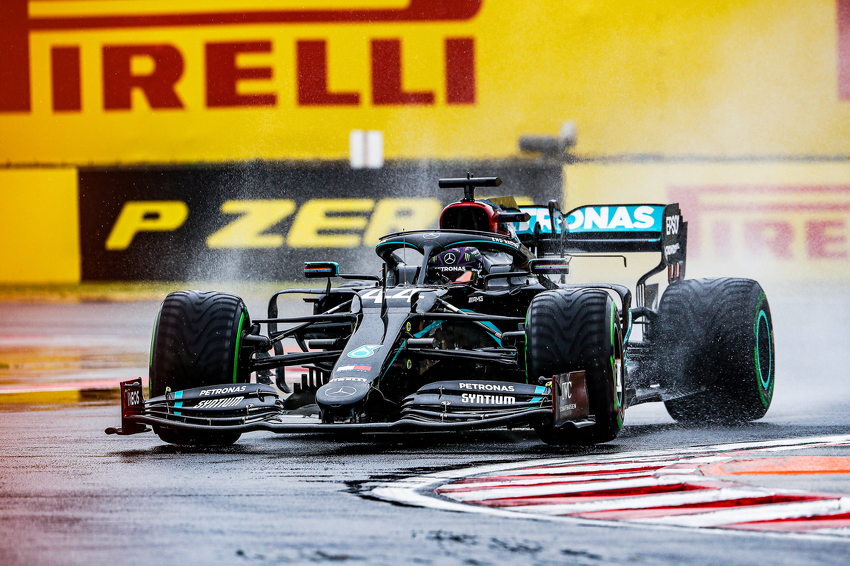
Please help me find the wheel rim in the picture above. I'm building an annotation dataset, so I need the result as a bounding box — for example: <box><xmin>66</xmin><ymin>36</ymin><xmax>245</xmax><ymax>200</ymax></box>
<box><xmin>610</xmin><ymin>304</ymin><xmax>625</xmax><ymax>428</ymax></box>
<box><xmin>755</xmin><ymin>308</ymin><xmax>773</xmax><ymax>406</ymax></box>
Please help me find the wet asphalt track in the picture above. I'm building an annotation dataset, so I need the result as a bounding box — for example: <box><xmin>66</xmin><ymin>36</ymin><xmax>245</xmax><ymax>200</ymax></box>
<box><xmin>1</xmin><ymin>284</ymin><xmax>850</xmax><ymax>565</ymax></box>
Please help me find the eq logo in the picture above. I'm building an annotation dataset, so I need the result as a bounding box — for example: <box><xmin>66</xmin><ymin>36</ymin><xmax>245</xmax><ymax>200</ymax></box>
<box><xmin>0</xmin><ymin>0</ymin><xmax>482</xmax><ymax>113</ymax></box>
<box><xmin>670</xmin><ymin>185</ymin><xmax>850</xmax><ymax>273</ymax></box>
<box><xmin>347</xmin><ymin>345</ymin><xmax>382</xmax><ymax>359</ymax></box>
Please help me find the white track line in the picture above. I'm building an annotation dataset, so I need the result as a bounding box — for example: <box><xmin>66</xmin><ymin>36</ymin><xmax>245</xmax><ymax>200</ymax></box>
<box><xmin>439</xmin><ymin>473</ymin><xmax>718</xmax><ymax>502</ymax></box>
<box><xmin>495</xmin><ymin>487</ymin><xmax>777</xmax><ymax>515</ymax></box>
<box><xmin>436</xmin><ymin>470</ymin><xmax>659</xmax><ymax>490</ymax></box>
<box><xmin>638</xmin><ymin>498</ymin><xmax>850</xmax><ymax>528</ymax></box>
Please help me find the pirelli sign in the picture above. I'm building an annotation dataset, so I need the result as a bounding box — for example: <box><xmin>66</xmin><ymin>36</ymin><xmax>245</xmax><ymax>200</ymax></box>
<box><xmin>566</xmin><ymin>163</ymin><xmax>850</xmax><ymax>284</ymax></box>
<box><xmin>671</xmin><ymin>186</ymin><xmax>850</xmax><ymax>264</ymax></box>
<box><xmin>1</xmin><ymin>0</ymin><xmax>477</xmax><ymax>113</ymax></box>
<box><xmin>3</xmin><ymin>1</ymin><xmax>850</xmax><ymax>163</ymax></box>
<box><xmin>0</xmin><ymin>0</ymin><xmax>490</xmax><ymax>163</ymax></box>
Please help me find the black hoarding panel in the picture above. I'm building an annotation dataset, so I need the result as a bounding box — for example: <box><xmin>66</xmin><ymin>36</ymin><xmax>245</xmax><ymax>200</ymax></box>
<box><xmin>79</xmin><ymin>161</ymin><xmax>562</xmax><ymax>281</ymax></box>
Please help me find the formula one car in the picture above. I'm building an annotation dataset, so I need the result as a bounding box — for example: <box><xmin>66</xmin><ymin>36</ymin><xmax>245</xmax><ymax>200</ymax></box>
<box><xmin>106</xmin><ymin>175</ymin><xmax>775</xmax><ymax>446</ymax></box>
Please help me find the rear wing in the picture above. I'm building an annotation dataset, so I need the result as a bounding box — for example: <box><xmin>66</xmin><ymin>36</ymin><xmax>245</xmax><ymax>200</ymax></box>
<box><xmin>560</xmin><ymin>203</ymin><xmax>685</xmax><ymax>259</ymax></box>
<box><xmin>513</xmin><ymin>203</ymin><xmax>684</xmax><ymax>257</ymax></box>
<box><xmin>510</xmin><ymin>203</ymin><xmax>687</xmax><ymax>306</ymax></box>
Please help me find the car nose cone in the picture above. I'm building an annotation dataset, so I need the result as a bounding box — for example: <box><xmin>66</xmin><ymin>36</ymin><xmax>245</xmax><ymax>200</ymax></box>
<box><xmin>316</xmin><ymin>379</ymin><xmax>370</xmax><ymax>408</ymax></box>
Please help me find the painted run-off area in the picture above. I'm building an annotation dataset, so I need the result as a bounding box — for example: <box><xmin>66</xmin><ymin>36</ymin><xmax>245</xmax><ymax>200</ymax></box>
<box><xmin>374</xmin><ymin>436</ymin><xmax>850</xmax><ymax>538</ymax></box>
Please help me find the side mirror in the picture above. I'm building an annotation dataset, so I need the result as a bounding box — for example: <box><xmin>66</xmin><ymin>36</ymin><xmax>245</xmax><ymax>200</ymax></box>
<box><xmin>304</xmin><ymin>262</ymin><xmax>340</xmax><ymax>279</ymax></box>
<box><xmin>497</xmin><ymin>211</ymin><xmax>531</xmax><ymax>223</ymax></box>
<box><xmin>529</xmin><ymin>258</ymin><xmax>570</xmax><ymax>275</ymax></box>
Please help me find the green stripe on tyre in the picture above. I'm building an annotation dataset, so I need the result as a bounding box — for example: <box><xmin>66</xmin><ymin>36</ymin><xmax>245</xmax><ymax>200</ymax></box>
<box><xmin>233</xmin><ymin>309</ymin><xmax>246</xmax><ymax>383</ymax></box>
<box><xmin>754</xmin><ymin>295</ymin><xmax>774</xmax><ymax>408</ymax></box>
<box><xmin>149</xmin><ymin>302</ymin><xmax>163</xmax><ymax>368</ymax></box>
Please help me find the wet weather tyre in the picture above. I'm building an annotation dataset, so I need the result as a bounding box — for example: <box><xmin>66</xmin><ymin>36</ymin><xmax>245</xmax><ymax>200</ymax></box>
<box><xmin>526</xmin><ymin>289</ymin><xmax>625</xmax><ymax>445</ymax></box>
<box><xmin>149</xmin><ymin>290</ymin><xmax>251</xmax><ymax>445</ymax></box>
<box><xmin>656</xmin><ymin>278</ymin><xmax>774</xmax><ymax>423</ymax></box>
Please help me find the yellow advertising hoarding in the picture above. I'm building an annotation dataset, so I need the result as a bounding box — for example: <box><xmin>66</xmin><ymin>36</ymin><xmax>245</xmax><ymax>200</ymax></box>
<box><xmin>0</xmin><ymin>169</ymin><xmax>79</xmax><ymax>284</ymax></box>
<box><xmin>0</xmin><ymin>0</ymin><xmax>848</xmax><ymax>164</ymax></box>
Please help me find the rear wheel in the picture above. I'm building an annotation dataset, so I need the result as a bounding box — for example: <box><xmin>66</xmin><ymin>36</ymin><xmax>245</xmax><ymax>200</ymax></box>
<box><xmin>655</xmin><ymin>278</ymin><xmax>774</xmax><ymax>423</ymax></box>
<box><xmin>149</xmin><ymin>290</ymin><xmax>251</xmax><ymax>445</ymax></box>
<box><xmin>526</xmin><ymin>289</ymin><xmax>625</xmax><ymax>445</ymax></box>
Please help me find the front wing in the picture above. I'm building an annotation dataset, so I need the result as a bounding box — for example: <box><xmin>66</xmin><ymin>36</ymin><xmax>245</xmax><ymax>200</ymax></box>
<box><xmin>105</xmin><ymin>374</ymin><xmax>594</xmax><ymax>438</ymax></box>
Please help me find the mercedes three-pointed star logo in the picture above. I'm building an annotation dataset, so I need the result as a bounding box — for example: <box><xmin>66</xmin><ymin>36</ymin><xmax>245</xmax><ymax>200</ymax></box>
<box><xmin>324</xmin><ymin>386</ymin><xmax>358</xmax><ymax>398</ymax></box>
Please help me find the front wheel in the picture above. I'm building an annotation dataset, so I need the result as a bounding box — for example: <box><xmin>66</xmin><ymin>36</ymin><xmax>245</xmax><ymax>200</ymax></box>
<box><xmin>526</xmin><ymin>289</ymin><xmax>625</xmax><ymax>445</ymax></box>
<box><xmin>149</xmin><ymin>290</ymin><xmax>251</xmax><ymax>445</ymax></box>
<box><xmin>655</xmin><ymin>278</ymin><xmax>774</xmax><ymax>423</ymax></box>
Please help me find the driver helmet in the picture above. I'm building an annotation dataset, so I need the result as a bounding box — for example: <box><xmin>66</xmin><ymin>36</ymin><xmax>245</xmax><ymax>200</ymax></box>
<box><xmin>427</xmin><ymin>246</ymin><xmax>483</xmax><ymax>284</ymax></box>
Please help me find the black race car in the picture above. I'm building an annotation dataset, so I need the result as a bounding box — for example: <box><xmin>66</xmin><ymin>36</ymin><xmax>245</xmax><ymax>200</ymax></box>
<box><xmin>107</xmin><ymin>175</ymin><xmax>775</xmax><ymax>445</ymax></box>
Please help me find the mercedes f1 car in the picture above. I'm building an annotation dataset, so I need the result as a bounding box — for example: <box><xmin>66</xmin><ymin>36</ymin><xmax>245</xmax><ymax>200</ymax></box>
<box><xmin>106</xmin><ymin>175</ymin><xmax>775</xmax><ymax>445</ymax></box>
